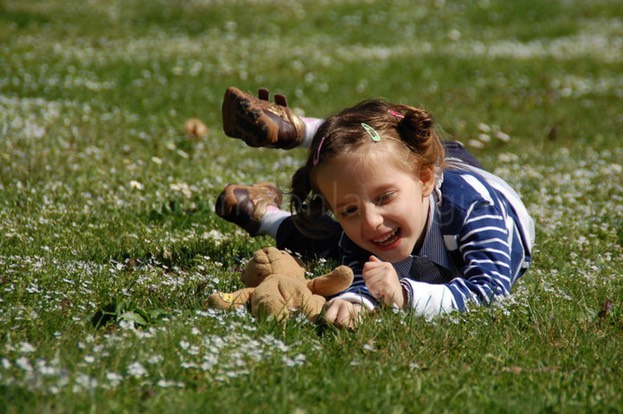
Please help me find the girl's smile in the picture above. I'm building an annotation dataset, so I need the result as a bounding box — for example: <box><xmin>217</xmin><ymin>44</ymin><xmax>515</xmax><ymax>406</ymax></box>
<box><xmin>372</xmin><ymin>228</ymin><xmax>401</xmax><ymax>250</ymax></box>
<box><xmin>314</xmin><ymin>151</ymin><xmax>436</xmax><ymax>263</ymax></box>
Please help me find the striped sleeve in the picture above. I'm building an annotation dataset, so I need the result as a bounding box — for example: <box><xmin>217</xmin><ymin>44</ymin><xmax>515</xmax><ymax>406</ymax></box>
<box><xmin>434</xmin><ymin>168</ymin><xmax>531</xmax><ymax>313</ymax></box>
<box><xmin>398</xmin><ymin>198</ymin><xmax>514</xmax><ymax>316</ymax></box>
<box><xmin>445</xmin><ymin>198</ymin><xmax>514</xmax><ymax>309</ymax></box>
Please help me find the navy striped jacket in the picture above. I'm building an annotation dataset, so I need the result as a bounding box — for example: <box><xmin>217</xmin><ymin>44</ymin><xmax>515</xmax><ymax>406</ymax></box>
<box><xmin>336</xmin><ymin>162</ymin><xmax>535</xmax><ymax>318</ymax></box>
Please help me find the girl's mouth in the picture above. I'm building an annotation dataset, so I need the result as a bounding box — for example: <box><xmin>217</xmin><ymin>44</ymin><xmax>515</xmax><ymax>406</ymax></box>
<box><xmin>372</xmin><ymin>228</ymin><xmax>401</xmax><ymax>249</ymax></box>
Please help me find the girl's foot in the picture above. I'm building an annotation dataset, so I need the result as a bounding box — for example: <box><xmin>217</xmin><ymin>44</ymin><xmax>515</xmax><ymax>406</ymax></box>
<box><xmin>221</xmin><ymin>87</ymin><xmax>305</xmax><ymax>149</ymax></box>
<box><xmin>215</xmin><ymin>182</ymin><xmax>284</xmax><ymax>236</ymax></box>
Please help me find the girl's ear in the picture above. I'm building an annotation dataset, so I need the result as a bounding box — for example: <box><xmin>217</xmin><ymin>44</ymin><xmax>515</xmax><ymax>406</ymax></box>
<box><xmin>419</xmin><ymin>166</ymin><xmax>436</xmax><ymax>197</ymax></box>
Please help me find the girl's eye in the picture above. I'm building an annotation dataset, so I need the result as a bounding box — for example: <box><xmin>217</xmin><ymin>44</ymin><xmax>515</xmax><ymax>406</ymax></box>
<box><xmin>340</xmin><ymin>206</ymin><xmax>358</xmax><ymax>218</ymax></box>
<box><xmin>376</xmin><ymin>192</ymin><xmax>395</xmax><ymax>205</ymax></box>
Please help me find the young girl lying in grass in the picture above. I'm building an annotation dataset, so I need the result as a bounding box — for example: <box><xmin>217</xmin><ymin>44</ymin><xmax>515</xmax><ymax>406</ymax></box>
<box><xmin>216</xmin><ymin>87</ymin><xmax>535</xmax><ymax>328</ymax></box>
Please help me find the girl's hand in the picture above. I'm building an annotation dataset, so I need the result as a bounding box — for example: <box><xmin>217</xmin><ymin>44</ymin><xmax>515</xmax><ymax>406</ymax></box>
<box><xmin>323</xmin><ymin>299</ymin><xmax>365</xmax><ymax>329</ymax></box>
<box><xmin>362</xmin><ymin>256</ymin><xmax>407</xmax><ymax>308</ymax></box>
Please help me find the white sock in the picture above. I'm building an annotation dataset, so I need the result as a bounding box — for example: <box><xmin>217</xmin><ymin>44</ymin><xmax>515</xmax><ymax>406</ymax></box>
<box><xmin>257</xmin><ymin>207</ymin><xmax>291</xmax><ymax>238</ymax></box>
<box><xmin>300</xmin><ymin>117</ymin><xmax>324</xmax><ymax>149</ymax></box>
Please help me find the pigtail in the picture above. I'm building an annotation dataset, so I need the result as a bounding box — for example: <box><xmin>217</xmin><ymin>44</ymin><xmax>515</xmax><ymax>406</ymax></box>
<box><xmin>394</xmin><ymin>106</ymin><xmax>445</xmax><ymax>170</ymax></box>
<box><xmin>290</xmin><ymin>164</ymin><xmax>313</xmax><ymax>217</ymax></box>
<box><xmin>290</xmin><ymin>164</ymin><xmax>333</xmax><ymax>239</ymax></box>
<box><xmin>396</xmin><ymin>107</ymin><xmax>434</xmax><ymax>151</ymax></box>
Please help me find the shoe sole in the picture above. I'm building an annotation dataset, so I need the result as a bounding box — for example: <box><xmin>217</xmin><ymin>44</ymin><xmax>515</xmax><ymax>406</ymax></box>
<box><xmin>214</xmin><ymin>183</ymin><xmax>283</xmax><ymax>236</ymax></box>
<box><xmin>222</xmin><ymin>87</ymin><xmax>279</xmax><ymax>147</ymax></box>
<box><xmin>215</xmin><ymin>188</ymin><xmax>259</xmax><ymax>235</ymax></box>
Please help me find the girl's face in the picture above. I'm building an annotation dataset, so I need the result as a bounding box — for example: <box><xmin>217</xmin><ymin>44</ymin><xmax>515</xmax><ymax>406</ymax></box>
<box><xmin>314</xmin><ymin>152</ymin><xmax>436</xmax><ymax>263</ymax></box>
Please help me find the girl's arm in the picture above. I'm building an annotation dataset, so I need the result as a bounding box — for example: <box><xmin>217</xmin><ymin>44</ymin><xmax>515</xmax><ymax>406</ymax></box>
<box><xmin>402</xmin><ymin>198</ymin><xmax>518</xmax><ymax>317</ymax></box>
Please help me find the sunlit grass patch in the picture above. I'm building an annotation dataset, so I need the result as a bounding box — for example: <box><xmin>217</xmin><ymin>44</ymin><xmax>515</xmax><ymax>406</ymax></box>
<box><xmin>1</xmin><ymin>0</ymin><xmax>622</xmax><ymax>412</ymax></box>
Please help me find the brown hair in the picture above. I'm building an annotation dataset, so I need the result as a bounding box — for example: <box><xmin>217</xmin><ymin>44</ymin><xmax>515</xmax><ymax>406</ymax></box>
<box><xmin>290</xmin><ymin>99</ymin><xmax>445</xmax><ymax>238</ymax></box>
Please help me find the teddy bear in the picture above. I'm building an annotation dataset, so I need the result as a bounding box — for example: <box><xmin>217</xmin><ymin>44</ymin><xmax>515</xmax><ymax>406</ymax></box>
<box><xmin>206</xmin><ymin>247</ymin><xmax>354</xmax><ymax>322</ymax></box>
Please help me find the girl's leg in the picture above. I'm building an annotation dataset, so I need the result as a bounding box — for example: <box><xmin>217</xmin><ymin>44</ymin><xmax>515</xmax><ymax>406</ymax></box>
<box><xmin>215</xmin><ymin>182</ymin><xmax>342</xmax><ymax>261</ymax></box>
<box><xmin>300</xmin><ymin>117</ymin><xmax>324</xmax><ymax>148</ymax></box>
<box><xmin>275</xmin><ymin>216</ymin><xmax>342</xmax><ymax>260</ymax></box>
<box><xmin>442</xmin><ymin>141</ymin><xmax>484</xmax><ymax>169</ymax></box>
<box><xmin>222</xmin><ymin>87</ymin><xmax>323</xmax><ymax>150</ymax></box>
<box><xmin>215</xmin><ymin>182</ymin><xmax>285</xmax><ymax>237</ymax></box>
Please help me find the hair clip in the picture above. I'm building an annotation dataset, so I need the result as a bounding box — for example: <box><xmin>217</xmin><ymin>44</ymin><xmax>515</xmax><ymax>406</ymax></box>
<box><xmin>312</xmin><ymin>136</ymin><xmax>327</xmax><ymax>166</ymax></box>
<box><xmin>361</xmin><ymin>123</ymin><xmax>381</xmax><ymax>142</ymax></box>
<box><xmin>388</xmin><ymin>109</ymin><xmax>404</xmax><ymax>119</ymax></box>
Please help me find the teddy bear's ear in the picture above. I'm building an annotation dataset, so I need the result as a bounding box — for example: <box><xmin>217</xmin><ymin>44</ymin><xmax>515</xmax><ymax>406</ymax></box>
<box><xmin>240</xmin><ymin>248</ymin><xmax>274</xmax><ymax>287</ymax></box>
<box><xmin>263</xmin><ymin>247</ymin><xmax>306</xmax><ymax>273</ymax></box>
<box><xmin>252</xmin><ymin>248</ymin><xmax>272</xmax><ymax>264</ymax></box>
<box><xmin>275</xmin><ymin>248</ymin><xmax>305</xmax><ymax>268</ymax></box>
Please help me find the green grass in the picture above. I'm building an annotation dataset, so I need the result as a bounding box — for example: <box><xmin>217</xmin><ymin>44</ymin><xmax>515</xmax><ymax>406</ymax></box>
<box><xmin>1</xmin><ymin>0</ymin><xmax>622</xmax><ymax>412</ymax></box>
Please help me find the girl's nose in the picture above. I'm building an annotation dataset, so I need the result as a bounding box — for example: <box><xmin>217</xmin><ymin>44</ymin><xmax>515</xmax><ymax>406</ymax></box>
<box><xmin>361</xmin><ymin>205</ymin><xmax>383</xmax><ymax>232</ymax></box>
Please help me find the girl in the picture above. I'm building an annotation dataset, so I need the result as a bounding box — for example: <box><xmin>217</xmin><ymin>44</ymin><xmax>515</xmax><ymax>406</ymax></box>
<box><xmin>217</xmin><ymin>87</ymin><xmax>535</xmax><ymax>328</ymax></box>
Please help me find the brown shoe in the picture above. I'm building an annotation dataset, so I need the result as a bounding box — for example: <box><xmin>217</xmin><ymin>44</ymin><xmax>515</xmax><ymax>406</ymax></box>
<box><xmin>222</xmin><ymin>87</ymin><xmax>305</xmax><ymax>149</ymax></box>
<box><xmin>214</xmin><ymin>182</ymin><xmax>283</xmax><ymax>236</ymax></box>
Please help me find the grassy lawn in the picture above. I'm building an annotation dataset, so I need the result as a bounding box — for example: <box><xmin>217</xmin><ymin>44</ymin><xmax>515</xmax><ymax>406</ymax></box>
<box><xmin>1</xmin><ymin>0</ymin><xmax>622</xmax><ymax>412</ymax></box>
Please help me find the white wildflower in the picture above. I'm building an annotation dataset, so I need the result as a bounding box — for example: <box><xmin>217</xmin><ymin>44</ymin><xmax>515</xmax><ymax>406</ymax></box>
<box><xmin>282</xmin><ymin>354</ymin><xmax>305</xmax><ymax>367</ymax></box>
<box><xmin>18</xmin><ymin>342</ymin><xmax>36</xmax><ymax>353</ymax></box>
<box><xmin>106</xmin><ymin>372</ymin><xmax>123</xmax><ymax>387</ymax></box>
<box><xmin>119</xmin><ymin>319</ymin><xmax>135</xmax><ymax>330</ymax></box>
<box><xmin>127</xmin><ymin>362</ymin><xmax>147</xmax><ymax>378</ymax></box>
<box><xmin>468</xmin><ymin>139</ymin><xmax>485</xmax><ymax>149</ymax></box>
<box><xmin>16</xmin><ymin>357</ymin><xmax>32</xmax><ymax>372</ymax></box>
<box><xmin>130</xmin><ymin>180</ymin><xmax>144</xmax><ymax>190</ymax></box>
<box><xmin>494</xmin><ymin>131</ymin><xmax>511</xmax><ymax>142</ymax></box>
<box><xmin>448</xmin><ymin>29</ymin><xmax>461</xmax><ymax>41</ymax></box>
<box><xmin>170</xmin><ymin>182</ymin><xmax>192</xmax><ymax>198</ymax></box>
<box><xmin>203</xmin><ymin>229</ymin><xmax>227</xmax><ymax>244</ymax></box>
<box><xmin>75</xmin><ymin>373</ymin><xmax>98</xmax><ymax>390</ymax></box>
<box><xmin>147</xmin><ymin>354</ymin><xmax>164</xmax><ymax>364</ymax></box>
<box><xmin>478</xmin><ymin>133</ymin><xmax>491</xmax><ymax>142</ymax></box>
<box><xmin>36</xmin><ymin>359</ymin><xmax>59</xmax><ymax>376</ymax></box>
<box><xmin>478</xmin><ymin>123</ymin><xmax>491</xmax><ymax>132</ymax></box>
<box><xmin>409</xmin><ymin>362</ymin><xmax>422</xmax><ymax>371</ymax></box>
<box><xmin>181</xmin><ymin>361</ymin><xmax>198</xmax><ymax>369</ymax></box>
<box><xmin>498</xmin><ymin>152</ymin><xmax>518</xmax><ymax>163</ymax></box>
<box><xmin>157</xmin><ymin>379</ymin><xmax>185</xmax><ymax>388</ymax></box>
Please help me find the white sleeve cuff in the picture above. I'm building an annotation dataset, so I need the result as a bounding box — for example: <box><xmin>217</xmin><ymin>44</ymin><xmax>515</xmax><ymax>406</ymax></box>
<box><xmin>401</xmin><ymin>279</ymin><xmax>457</xmax><ymax>319</ymax></box>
